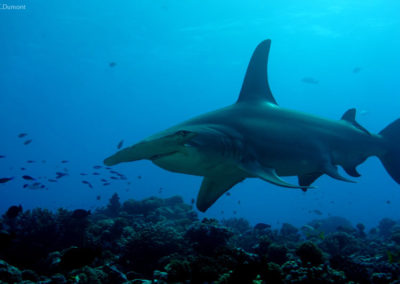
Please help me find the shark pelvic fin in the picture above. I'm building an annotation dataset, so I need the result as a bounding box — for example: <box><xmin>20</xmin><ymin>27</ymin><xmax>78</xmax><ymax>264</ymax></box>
<box><xmin>237</xmin><ymin>39</ymin><xmax>277</xmax><ymax>105</ymax></box>
<box><xmin>240</xmin><ymin>160</ymin><xmax>309</xmax><ymax>189</ymax></box>
<box><xmin>196</xmin><ymin>175</ymin><xmax>245</xmax><ymax>212</ymax></box>
<box><xmin>341</xmin><ymin>108</ymin><xmax>371</xmax><ymax>135</ymax></box>
<box><xmin>298</xmin><ymin>172</ymin><xmax>323</xmax><ymax>190</ymax></box>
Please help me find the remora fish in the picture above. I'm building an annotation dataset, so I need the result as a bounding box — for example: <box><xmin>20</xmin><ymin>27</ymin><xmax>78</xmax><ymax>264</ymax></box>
<box><xmin>104</xmin><ymin>39</ymin><xmax>400</xmax><ymax>212</ymax></box>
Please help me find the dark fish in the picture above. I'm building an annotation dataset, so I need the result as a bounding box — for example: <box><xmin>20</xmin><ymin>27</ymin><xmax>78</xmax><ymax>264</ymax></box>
<box><xmin>254</xmin><ymin>223</ymin><xmax>271</xmax><ymax>231</ymax></box>
<box><xmin>48</xmin><ymin>179</ymin><xmax>57</xmax><ymax>182</ymax></box>
<box><xmin>18</xmin><ymin>133</ymin><xmax>27</xmax><ymax>138</ymax></box>
<box><xmin>105</xmin><ymin>167</ymin><xmax>112</xmax><ymax>170</ymax></box>
<box><xmin>5</xmin><ymin>205</ymin><xmax>22</xmax><ymax>218</ymax></box>
<box><xmin>353</xmin><ymin>67</ymin><xmax>362</xmax><ymax>73</ymax></box>
<box><xmin>386</xmin><ymin>200</ymin><xmax>391</xmax><ymax>204</ymax></box>
<box><xmin>93</xmin><ymin>165</ymin><xmax>102</xmax><ymax>169</ymax></box>
<box><xmin>238</xmin><ymin>200</ymin><xmax>241</xmax><ymax>205</ymax></box>
<box><xmin>80</xmin><ymin>173</ymin><xmax>88</xmax><ymax>176</ymax></box>
<box><xmin>60</xmin><ymin>247</ymin><xmax>101</xmax><ymax>270</ymax></box>
<box><xmin>159</xmin><ymin>187</ymin><xmax>163</xmax><ymax>194</ymax></box>
<box><xmin>103</xmin><ymin>183</ymin><xmax>110</xmax><ymax>186</ymax></box>
<box><xmin>137</xmin><ymin>175</ymin><xmax>142</xmax><ymax>179</ymax></box>
<box><xmin>119</xmin><ymin>175</ymin><xmax>127</xmax><ymax>180</ymax></box>
<box><xmin>117</xmin><ymin>140</ymin><xmax>124</xmax><ymax>149</ymax></box>
<box><xmin>0</xmin><ymin>155</ymin><xmax>5</xmax><ymax>159</ymax></box>
<box><xmin>96</xmin><ymin>195</ymin><xmax>101</xmax><ymax>200</ymax></box>
<box><xmin>56</xmin><ymin>172</ymin><xmax>68</xmax><ymax>179</ymax></box>
<box><xmin>22</xmin><ymin>175</ymin><xmax>35</xmax><ymax>181</ymax></box>
<box><xmin>101</xmin><ymin>179</ymin><xmax>107</xmax><ymax>182</ymax></box>
<box><xmin>233</xmin><ymin>210</ymin><xmax>237</xmax><ymax>215</ymax></box>
<box><xmin>81</xmin><ymin>180</ymin><xmax>93</xmax><ymax>188</ymax></box>
<box><xmin>301</xmin><ymin>77</ymin><xmax>319</xmax><ymax>85</ymax></box>
<box><xmin>110</xmin><ymin>170</ymin><xmax>119</xmax><ymax>174</ymax></box>
<box><xmin>92</xmin><ymin>172</ymin><xmax>100</xmax><ymax>176</ymax></box>
<box><xmin>23</xmin><ymin>139</ymin><xmax>32</xmax><ymax>145</ymax></box>
<box><xmin>26</xmin><ymin>182</ymin><xmax>44</xmax><ymax>190</ymax></box>
<box><xmin>71</xmin><ymin>209</ymin><xmax>91</xmax><ymax>219</ymax></box>
<box><xmin>20</xmin><ymin>168</ymin><xmax>26</xmax><ymax>171</ymax></box>
<box><xmin>110</xmin><ymin>176</ymin><xmax>118</xmax><ymax>180</ymax></box>
<box><xmin>109</xmin><ymin>62</ymin><xmax>117</xmax><ymax>68</ymax></box>
<box><xmin>0</xmin><ymin>177</ymin><xmax>13</xmax><ymax>184</ymax></box>
<box><xmin>226</xmin><ymin>192</ymin><xmax>231</xmax><ymax>196</ymax></box>
<box><xmin>23</xmin><ymin>184</ymin><xmax>28</xmax><ymax>188</ymax></box>
<box><xmin>26</xmin><ymin>160</ymin><xmax>35</xmax><ymax>163</ymax></box>
<box><xmin>61</xmin><ymin>160</ymin><xmax>69</xmax><ymax>163</ymax></box>
<box><xmin>191</xmin><ymin>198</ymin><xmax>195</xmax><ymax>205</ymax></box>
<box><xmin>312</xmin><ymin>209</ymin><xmax>323</xmax><ymax>215</ymax></box>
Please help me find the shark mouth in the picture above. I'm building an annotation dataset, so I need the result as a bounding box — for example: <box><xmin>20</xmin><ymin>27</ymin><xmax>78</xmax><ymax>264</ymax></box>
<box><xmin>150</xmin><ymin>151</ymin><xmax>178</xmax><ymax>161</ymax></box>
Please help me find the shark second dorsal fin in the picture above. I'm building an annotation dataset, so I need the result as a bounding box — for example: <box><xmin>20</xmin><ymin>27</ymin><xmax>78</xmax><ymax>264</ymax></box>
<box><xmin>237</xmin><ymin>39</ymin><xmax>277</xmax><ymax>105</ymax></box>
<box><xmin>341</xmin><ymin>108</ymin><xmax>371</xmax><ymax>135</ymax></box>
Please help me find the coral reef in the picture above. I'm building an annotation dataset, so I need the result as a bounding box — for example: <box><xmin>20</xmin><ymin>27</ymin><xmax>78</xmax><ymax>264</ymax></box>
<box><xmin>0</xmin><ymin>194</ymin><xmax>400</xmax><ymax>283</ymax></box>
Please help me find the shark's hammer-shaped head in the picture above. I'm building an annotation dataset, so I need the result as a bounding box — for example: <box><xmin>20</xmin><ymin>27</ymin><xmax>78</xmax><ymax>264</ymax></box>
<box><xmin>104</xmin><ymin>128</ymin><xmax>197</xmax><ymax>167</ymax></box>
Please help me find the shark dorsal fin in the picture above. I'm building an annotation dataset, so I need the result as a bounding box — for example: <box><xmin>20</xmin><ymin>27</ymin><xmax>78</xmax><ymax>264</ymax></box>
<box><xmin>237</xmin><ymin>39</ymin><xmax>277</xmax><ymax>105</ymax></box>
<box><xmin>341</xmin><ymin>108</ymin><xmax>371</xmax><ymax>135</ymax></box>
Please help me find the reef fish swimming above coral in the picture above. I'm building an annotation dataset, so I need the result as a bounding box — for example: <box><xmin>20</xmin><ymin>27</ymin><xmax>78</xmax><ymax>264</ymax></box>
<box><xmin>104</xmin><ymin>39</ymin><xmax>400</xmax><ymax>212</ymax></box>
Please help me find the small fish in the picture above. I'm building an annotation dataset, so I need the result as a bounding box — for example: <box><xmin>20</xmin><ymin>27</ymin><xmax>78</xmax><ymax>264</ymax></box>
<box><xmin>42</xmin><ymin>160</ymin><xmax>46</xmax><ymax>163</ymax></box>
<box><xmin>109</xmin><ymin>62</ymin><xmax>117</xmax><ymax>68</ymax></box>
<box><xmin>137</xmin><ymin>175</ymin><xmax>142</xmax><ymax>179</ymax></box>
<box><xmin>159</xmin><ymin>187</ymin><xmax>163</xmax><ymax>194</ymax></box>
<box><xmin>93</xmin><ymin>165</ymin><xmax>102</xmax><ymax>169</ymax></box>
<box><xmin>20</xmin><ymin>168</ymin><xmax>26</xmax><ymax>171</ymax></box>
<box><xmin>0</xmin><ymin>155</ymin><xmax>5</xmax><ymax>159</ymax></box>
<box><xmin>233</xmin><ymin>210</ymin><xmax>237</xmax><ymax>215</ymax></box>
<box><xmin>110</xmin><ymin>170</ymin><xmax>119</xmax><ymax>174</ymax></box>
<box><xmin>71</xmin><ymin>209</ymin><xmax>91</xmax><ymax>219</ymax></box>
<box><xmin>82</xmin><ymin>180</ymin><xmax>93</xmax><ymax>188</ymax></box>
<box><xmin>23</xmin><ymin>139</ymin><xmax>32</xmax><ymax>145</ymax></box>
<box><xmin>191</xmin><ymin>198</ymin><xmax>195</xmax><ymax>205</ymax></box>
<box><xmin>117</xmin><ymin>140</ymin><xmax>124</xmax><ymax>149</ymax></box>
<box><xmin>48</xmin><ymin>179</ymin><xmax>57</xmax><ymax>182</ymax></box>
<box><xmin>0</xmin><ymin>177</ymin><xmax>13</xmax><ymax>184</ymax></box>
<box><xmin>386</xmin><ymin>200</ymin><xmax>391</xmax><ymax>204</ymax></box>
<box><xmin>61</xmin><ymin>160</ymin><xmax>69</xmax><ymax>163</ymax></box>
<box><xmin>26</xmin><ymin>160</ymin><xmax>35</xmax><ymax>163</ymax></box>
<box><xmin>312</xmin><ymin>209</ymin><xmax>323</xmax><ymax>215</ymax></box>
<box><xmin>96</xmin><ymin>195</ymin><xmax>101</xmax><ymax>200</ymax></box>
<box><xmin>301</xmin><ymin>77</ymin><xmax>319</xmax><ymax>85</ymax></box>
<box><xmin>23</xmin><ymin>184</ymin><xmax>28</xmax><ymax>188</ymax></box>
<box><xmin>18</xmin><ymin>133</ymin><xmax>27</xmax><ymax>138</ymax></box>
<box><xmin>6</xmin><ymin>205</ymin><xmax>22</xmax><ymax>218</ymax></box>
<box><xmin>80</xmin><ymin>173</ymin><xmax>88</xmax><ymax>176</ymax></box>
<box><xmin>26</xmin><ymin>182</ymin><xmax>44</xmax><ymax>190</ymax></box>
<box><xmin>105</xmin><ymin>167</ymin><xmax>112</xmax><ymax>170</ymax></box>
<box><xmin>110</xmin><ymin>177</ymin><xmax>118</xmax><ymax>180</ymax></box>
<box><xmin>103</xmin><ymin>183</ymin><xmax>110</xmax><ymax>186</ymax></box>
<box><xmin>56</xmin><ymin>172</ymin><xmax>68</xmax><ymax>179</ymax></box>
<box><xmin>92</xmin><ymin>172</ymin><xmax>100</xmax><ymax>176</ymax></box>
<box><xmin>101</xmin><ymin>179</ymin><xmax>107</xmax><ymax>182</ymax></box>
<box><xmin>226</xmin><ymin>192</ymin><xmax>231</xmax><ymax>196</ymax></box>
<box><xmin>22</xmin><ymin>175</ymin><xmax>35</xmax><ymax>181</ymax></box>
<box><xmin>353</xmin><ymin>67</ymin><xmax>362</xmax><ymax>74</ymax></box>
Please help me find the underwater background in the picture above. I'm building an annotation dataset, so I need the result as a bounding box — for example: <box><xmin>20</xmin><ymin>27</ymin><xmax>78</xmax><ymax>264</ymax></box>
<box><xmin>1</xmin><ymin>0</ymin><xmax>400</xmax><ymax>228</ymax></box>
<box><xmin>1</xmin><ymin>0</ymin><xmax>400</xmax><ymax>283</ymax></box>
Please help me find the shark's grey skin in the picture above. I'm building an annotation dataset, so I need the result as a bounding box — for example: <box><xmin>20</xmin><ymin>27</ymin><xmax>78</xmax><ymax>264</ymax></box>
<box><xmin>104</xmin><ymin>39</ymin><xmax>400</xmax><ymax>212</ymax></box>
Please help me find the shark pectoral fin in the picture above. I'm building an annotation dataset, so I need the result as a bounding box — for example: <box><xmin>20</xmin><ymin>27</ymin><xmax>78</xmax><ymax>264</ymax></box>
<box><xmin>196</xmin><ymin>175</ymin><xmax>245</xmax><ymax>212</ymax></box>
<box><xmin>323</xmin><ymin>163</ymin><xmax>356</xmax><ymax>183</ymax></box>
<box><xmin>344</xmin><ymin>166</ymin><xmax>361</xmax><ymax>177</ymax></box>
<box><xmin>298</xmin><ymin>172</ymin><xmax>323</xmax><ymax>189</ymax></box>
<box><xmin>240</xmin><ymin>160</ymin><xmax>309</xmax><ymax>189</ymax></box>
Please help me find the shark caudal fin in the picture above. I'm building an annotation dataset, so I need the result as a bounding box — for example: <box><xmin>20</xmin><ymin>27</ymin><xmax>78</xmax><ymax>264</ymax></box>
<box><xmin>379</xmin><ymin>119</ymin><xmax>400</xmax><ymax>184</ymax></box>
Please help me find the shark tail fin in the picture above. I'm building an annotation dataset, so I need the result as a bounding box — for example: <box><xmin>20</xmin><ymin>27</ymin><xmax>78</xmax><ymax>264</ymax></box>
<box><xmin>379</xmin><ymin>119</ymin><xmax>400</xmax><ymax>184</ymax></box>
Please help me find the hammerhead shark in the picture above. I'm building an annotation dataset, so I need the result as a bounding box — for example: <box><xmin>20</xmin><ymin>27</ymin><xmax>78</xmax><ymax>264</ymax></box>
<box><xmin>104</xmin><ymin>39</ymin><xmax>400</xmax><ymax>212</ymax></box>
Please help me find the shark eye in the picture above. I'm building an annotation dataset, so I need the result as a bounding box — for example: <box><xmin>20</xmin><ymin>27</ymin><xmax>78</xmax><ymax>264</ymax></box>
<box><xmin>177</xmin><ymin>130</ymin><xmax>191</xmax><ymax>137</ymax></box>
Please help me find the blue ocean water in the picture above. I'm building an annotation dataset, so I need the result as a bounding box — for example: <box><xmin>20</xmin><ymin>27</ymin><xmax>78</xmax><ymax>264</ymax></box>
<box><xmin>1</xmin><ymin>0</ymin><xmax>399</xmax><ymax>229</ymax></box>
